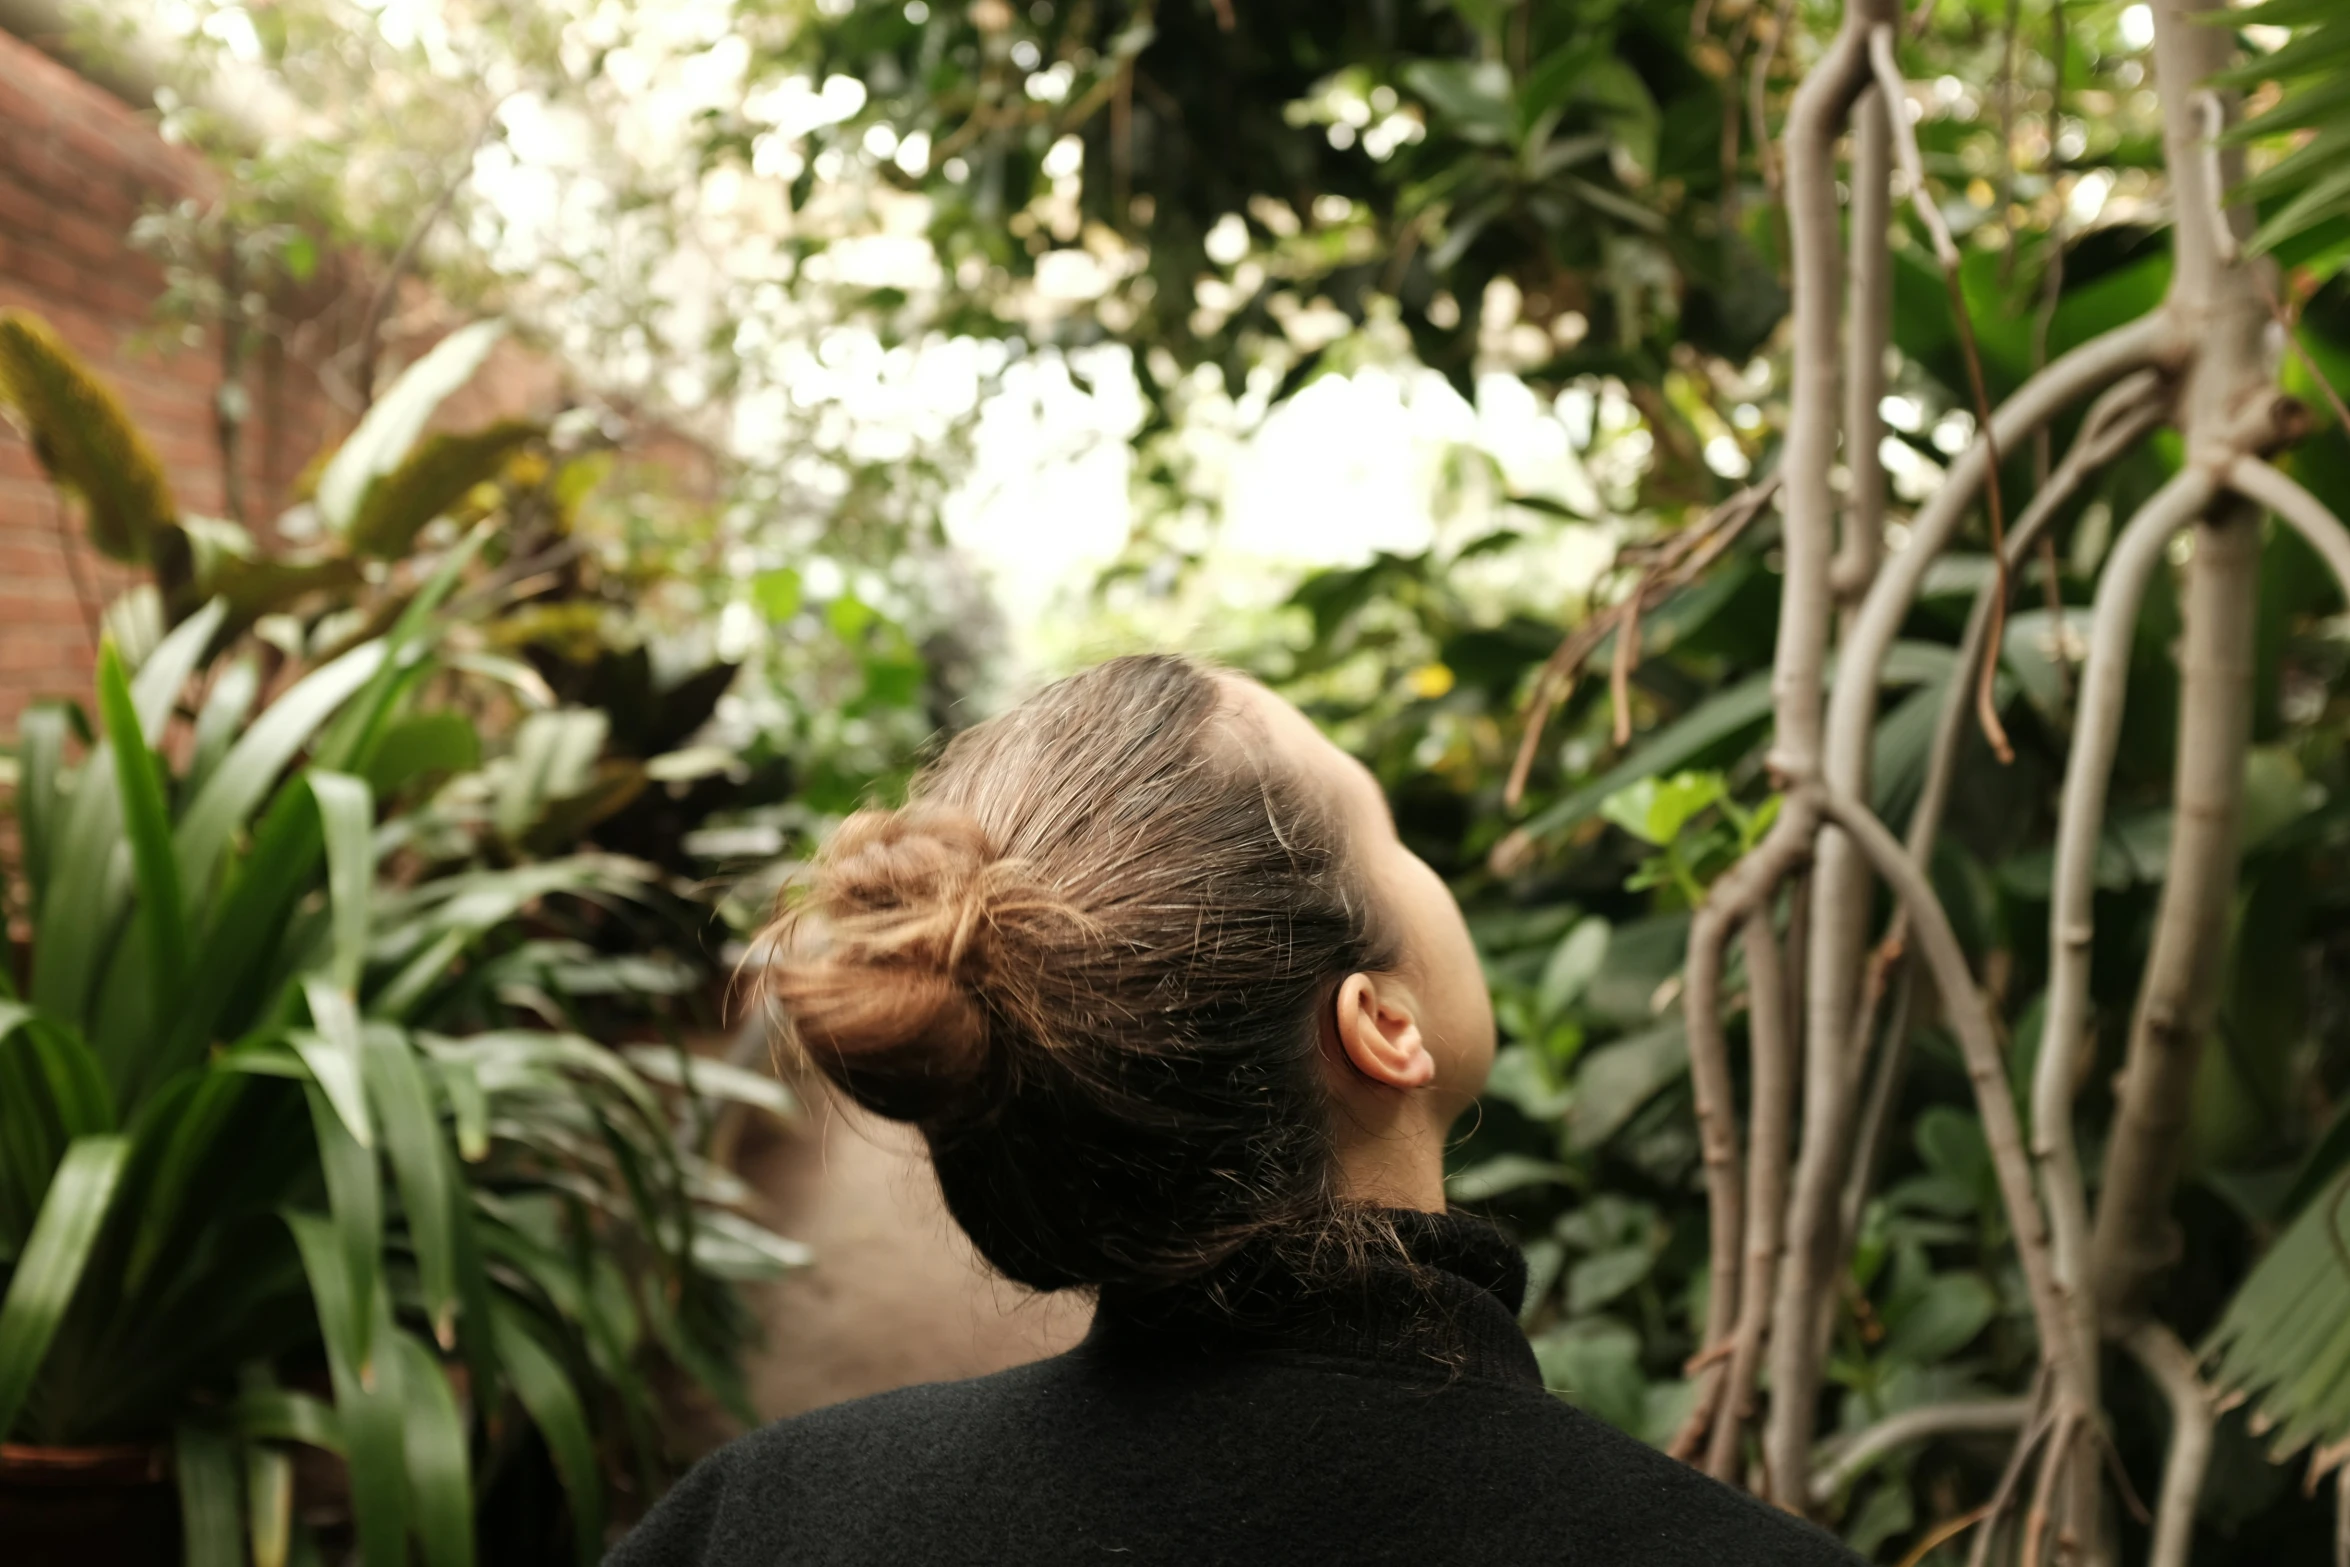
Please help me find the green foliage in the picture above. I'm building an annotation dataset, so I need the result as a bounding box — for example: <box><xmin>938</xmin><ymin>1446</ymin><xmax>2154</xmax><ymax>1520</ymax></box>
<box><xmin>0</xmin><ymin>325</ymin><xmax>806</xmax><ymax>1565</ymax></box>
<box><xmin>2226</xmin><ymin>0</ymin><xmax>2350</xmax><ymax>262</ymax></box>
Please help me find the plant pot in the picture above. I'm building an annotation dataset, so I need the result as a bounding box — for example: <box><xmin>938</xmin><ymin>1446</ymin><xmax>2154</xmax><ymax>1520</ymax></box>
<box><xmin>0</xmin><ymin>1442</ymin><xmax>178</xmax><ymax>1566</ymax></box>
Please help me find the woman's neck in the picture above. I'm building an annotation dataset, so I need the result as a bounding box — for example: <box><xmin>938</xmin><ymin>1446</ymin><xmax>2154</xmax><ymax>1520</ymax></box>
<box><xmin>1328</xmin><ymin>1107</ymin><xmax>1450</xmax><ymax>1212</ymax></box>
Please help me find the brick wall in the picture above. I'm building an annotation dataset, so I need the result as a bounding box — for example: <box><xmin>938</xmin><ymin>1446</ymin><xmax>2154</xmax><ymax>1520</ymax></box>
<box><xmin>0</xmin><ymin>27</ymin><xmax>565</xmax><ymax>736</ymax></box>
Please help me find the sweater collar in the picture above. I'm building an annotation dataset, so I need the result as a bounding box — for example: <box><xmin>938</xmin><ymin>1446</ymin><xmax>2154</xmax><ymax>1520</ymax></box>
<box><xmin>1085</xmin><ymin>1207</ymin><xmax>1543</xmax><ymax>1387</ymax></box>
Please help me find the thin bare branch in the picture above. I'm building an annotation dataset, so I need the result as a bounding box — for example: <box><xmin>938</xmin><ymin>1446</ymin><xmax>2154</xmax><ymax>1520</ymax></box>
<box><xmin>2033</xmin><ymin>466</ymin><xmax>2218</xmax><ymax>1451</ymax></box>
<box><xmin>1870</xmin><ymin>22</ymin><xmax>2017</xmax><ymax>763</ymax></box>
<box><xmin>1808</xmin><ymin>1398</ymin><xmax>2032</xmax><ymax>1506</ymax></box>
<box><xmin>1908</xmin><ymin>374</ymin><xmax>2170</xmax><ymax>872</ymax></box>
<box><xmin>1836</xmin><ymin>86</ymin><xmax>1892</xmax><ymax>608</ymax></box>
<box><xmin>1505</xmin><ymin>477</ymin><xmax>1777</xmax><ymax>809</ymax></box>
<box><xmin>1816</xmin><ymin>784</ymin><xmax>2091</xmax><ymax>1421</ymax></box>
<box><xmin>1757</xmin><ymin>4</ymin><xmax>1904</xmax><ymax>1498</ymax></box>
<box><xmin>2230</xmin><ymin>456</ymin><xmax>2350</xmax><ymax>599</ymax></box>
<box><xmin>2091</xmin><ymin>498</ymin><xmax>2260</xmax><ymax>1323</ymax></box>
<box><xmin>1671</xmin><ymin>806</ymin><xmax>1819</xmax><ymax>1466</ymax></box>
<box><xmin>1709</xmin><ymin>907</ymin><xmax>1797</xmax><ymax>1483</ymax></box>
<box><xmin>2127</xmin><ymin>1320</ymin><xmax>2217</xmax><ymax>1567</ymax></box>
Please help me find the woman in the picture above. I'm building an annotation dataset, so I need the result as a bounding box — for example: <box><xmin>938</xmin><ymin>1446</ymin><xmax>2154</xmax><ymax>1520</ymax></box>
<box><xmin>612</xmin><ymin>655</ymin><xmax>1856</xmax><ymax>1566</ymax></box>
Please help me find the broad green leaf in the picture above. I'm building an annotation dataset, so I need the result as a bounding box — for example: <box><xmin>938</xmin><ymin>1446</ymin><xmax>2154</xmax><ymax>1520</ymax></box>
<box><xmin>1883</xmin><ymin>1272</ymin><xmax>1998</xmax><ymax>1366</ymax></box>
<box><xmin>301</xmin><ymin>1086</ymin><xmax>381</xmax><ymax>1379</ymax></box>
<box><xmin>298</xmin><ymin>978</ymin><xmax>373</xmax><ymax>1150</ymax></box>
<box><xmin>439</xmin><ymin>1058</ymin><xmax>490</xmax><ymax>1162</ymax></box>
<box><xmin>306</xmin><ymin>773</ymin><xmax>375</xmax><ymax>992</ymax></box>
<box><xmin>0</xmin><ymin>1009</ymin><xmax>113</xmax><ymax>1244</ymax></box>
<box><xmin>1522</xmin><ymin>675</ymin><xmax>1770</xmax><ymax>840</ymax></box>
<box><xmin>494</xmin><ymin>1307</ymin><xmax>605</xmax><ymax>1565</ymax></box>
<box><xmin>389</xmin><ymin>1330</ymin><xmax>476</xmax><ymax>1567</ymax></box>
<box><xmin>284</xmin><ymin>1209</ymin><xmax>409</xmax><ymax>1565</ymax></box>
<box><xmin>233</xmin><ymin>1387</ymin><xmax>345</xmax><ymax>1456</ymax></box>
<box><xmin>120</xmin><ymin>1066</ymin><xmax>245</xmax><ymax>1299</ymax></box>
<box><xmin>30</xmin><ymin>721</ymin><xmax>130</xmax><ymax>1031</ymax></box>
<box><xmin>129</xmin><ymin>597</ymin><xmax>227</xmax><ymax>740</ymax></box>
<box><xmin>176</xmin><ymin>641</ymin><xmax>388</xmax><ymax>918</ymax></box>
<box><xmin>1446</xmin><ymin>1154</ymin><xmax>1576</xmax><ymax>1202</ymax></box>
<box><xmin>620</xmin><ymin>1047</ymin><xmax>798</xmax><ymax>1120</ymax></box>
<box><xmin>689</xmin><ymin>1209</ymin><xmax>813</xmax><ymax>1280</ymax></box>
<box><xmin>1565</xmin><ymin>1022</ymin><xmax>1689</xmax><ymax>1152</ymax></box>
<box><xmin>1599</xmin><ymin>770</ymin><xmax>1726</xmax><ymax>846</ymax></box>
<box><xmin>310</xmin><ymin>522</ymin><xmax>493</xmax><ymax>777</ymax></box>
<box><xmin>364</xmin><ymin>1026</ymin><xmax>460</xmax><ymax>1346</ymax></box>
<box><xmin>247</xmin><ymin>1438</ymin><xmax>294</xmax><ymax>1567</ymax></box>
<box><xmin>496</xmin><ymin>709</ymin><xmax>611</xmax><ymax>840</ymax></box>
<box><xmin>98</xmin><ymin>641</ymin><xmax>188</xmax><ymax>997</ymax></box>
<box><xmin>1536</xmin><ymin>917</ymin><xmax>1611</xmax><ymax>1019</ymax></box>
<box><xmin>15</xmin><ymin>703</ymin><xmax>69</xmax><ymax>919</ymax></box>
<box><xmin>185</xmin><ymin>657</ymin><xmax>260</xmax><ymax>806</ymax></box>
<box><xmin>0</xmin><ymin>1134</ymin><xmax>128</xmax><ymax>1439</ymax></box>
<box><xmin>175</xmin><ymin>1421</ymin><xmax>243</xmax><ymax>1567</ymax></box>
<box><xmin>315</xmin><ymin>321</ymin><xmax>506</xmax><ymax>533</ymax></box>
<box><xmin>160</xmin><ymin>779</ymin><xmax>326</xmax><ymax>1082</ymax></box>
<box><xmin>362</xmin><ymin>711</ymin><xmax>481</xmax><ymax>799</ymax></box>
<box><xmin>1567</xmin><ymin>1245</ymin><xmax>1655</xmax><ymax>1314</ymax></box>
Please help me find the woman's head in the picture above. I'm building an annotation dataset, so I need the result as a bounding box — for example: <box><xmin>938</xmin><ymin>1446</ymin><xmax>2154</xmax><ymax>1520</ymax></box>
<box><xmin>760</xmin><ymin>653</ymin><xmax>1494</xmax><ymax>1295</ymax></box>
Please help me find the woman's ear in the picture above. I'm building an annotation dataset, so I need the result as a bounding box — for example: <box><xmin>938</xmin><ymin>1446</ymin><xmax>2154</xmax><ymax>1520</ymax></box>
<box><xmin>1330</xmin><ymin>973</ymin><xmax>1436</xmax><ymax>1090</ymax></box>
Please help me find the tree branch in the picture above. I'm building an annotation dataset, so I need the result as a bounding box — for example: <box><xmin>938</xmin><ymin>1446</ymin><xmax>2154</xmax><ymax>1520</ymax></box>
<box><xmin>2033</xmin><ymin>464</ymin><xmax>2218</xmax><ymax>1436</ymax></box>
<box><xmin>1814</xmin><ymin>783</ymin><xmax>2098</xmax><ymax>1527</ymax></box>
<box><xmin>2228</xmin><ymin>456</ymin><xmax>2350</xmax><ymax>598</ymax></box>
<box><xmin>1670</xmin><ymin>806</ymin><xmax>1818</xmax><ymax>1467</ymax></box>
<box><xmin>1835</xmin><ymin>86</ymin><xmax>1892</xmax><ymax>609</ymax></box>
<box><xmin>1753</xmin><ymin>1</ymin><xmax>1896</xmax><ymax>1502</ymax></box>
<box><xmin>1808</xmin><ymin>1398</ymin><xmax>2032</xmax><ymax>1506</ymax></box>
<box><xmin>2125</xmin><ymin>1320</ymin><xmax>2216</xmax><ymax>1567</ymax></box>
<box><xmin>1709</xmin><ymin>907</ymin><xmax>1797</xmax><ymax>1483</ymax></box>
<box><xmin>2090</xmin><ymin>496</ymin><xmax>2259</xmax><ymax>1325</ymax></box>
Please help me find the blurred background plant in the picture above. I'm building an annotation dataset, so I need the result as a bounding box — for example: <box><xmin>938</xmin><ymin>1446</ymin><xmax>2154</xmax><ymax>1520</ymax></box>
<box><xmin>0</xmin><ymin>310</ymin><xmax>822</xmax><ymax>1564</ymax></box>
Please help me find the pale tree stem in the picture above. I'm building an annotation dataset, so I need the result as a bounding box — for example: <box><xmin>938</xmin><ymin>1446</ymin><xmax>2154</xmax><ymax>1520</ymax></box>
<box><xmin>2034</xmin><ymin>463</ymin><xmax>2219</xmax><ymax>1440</ymax></box>
<box><xmin>2069</xmin><ymin>29</ymin><xmax>2275</xmax><ymax>1559</ymax></box>
<box><xmin>1757</xmin><ymin>5</ymin><xmax>1897</xmax><ymax>1501</ymax></box>
<box><xmin>1835</xmin><ymin>86</ymin><xmax>1891</xmax><ymax>609</ymax></box>
<box><xmin>2228</xmin><ymin>457</ymin><xmax>2350</xmax><ymax>601</ymax></box>
<box><xmin>2125</xmin><ymin>1320</ymin><xmax>2216</xmax><ymax>1567</ymax></box>
<box><xmin>1807</xmin><ymin>1397</ymin><xmax>2031</xmax><ymax>1507</ymax></box>
<box><xmin>2088</xmin><ymin>499</ymin><xmax>2258</xmax><ymax>1323</ymax></box>
<box><xmin>1670</xmin><ymin>808</ymin><xmax>1819</xmax><ymax>1465</ymax></box>
<box><xmin>1768</xmin><ymin>11</ymin><xmax>1877</xmax><ymax>784</ymax></box>
<box><xmin>1678</xmin><ymin>902</ymin><xmax>1749</xmax><ymax>1458</ymax></box>
<box><xmin>1708</xmin><ymin>907</ymin><xmax>1795</xmax><ymax>1483</ymax></box>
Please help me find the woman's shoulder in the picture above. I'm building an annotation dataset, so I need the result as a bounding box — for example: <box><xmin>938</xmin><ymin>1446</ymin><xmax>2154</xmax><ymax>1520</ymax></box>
<box><xmin>1495</xmin><ymin>1391</ymin><xmax>1861</xmax><ymax>1563</ymax></box>
<box><xmin>603</xmin><ymin>1357</ymin><xmax>1078</xmax><ymax>1567</ymax></box>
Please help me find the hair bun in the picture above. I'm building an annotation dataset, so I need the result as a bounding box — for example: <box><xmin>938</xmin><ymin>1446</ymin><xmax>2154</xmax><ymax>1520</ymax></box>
<box><xmin>765</xmin><ymin>805</ymin><xmax>1075</xmax><ymax>1121</ymax></box>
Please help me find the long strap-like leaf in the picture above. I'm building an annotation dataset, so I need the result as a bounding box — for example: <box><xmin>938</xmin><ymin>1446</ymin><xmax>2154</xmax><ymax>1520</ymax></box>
<box><xmin>284</xmin><ymin>1209</ymin><xmax>409</xmax><ymax>1566</ymax></box>
<box><xmin>98</xmin><ymin>641</ymin><xmax>189</xmax><ymax>1004</ymax></box>
<box><xmin>0</xmin><ymin>1134</ymin><xmax>129</xmax><ymax>1440</ymax></box>
<box><xmin>175</xmin><ymin>1420</ymin><xmax>243</xmax><ymax>1567</ymax></box>
<box><xmin>493</xmin><ymin>1305</ymin><xmax>604</xmax><ymax>1567</ymax></box>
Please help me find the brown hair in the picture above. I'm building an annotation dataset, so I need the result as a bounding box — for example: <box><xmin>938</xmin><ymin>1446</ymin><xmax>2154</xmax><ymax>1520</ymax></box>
<box><xmin>759</xmin><ymin>653</ymin><xmax>1397</xmax><ymax>1296</ymax></box>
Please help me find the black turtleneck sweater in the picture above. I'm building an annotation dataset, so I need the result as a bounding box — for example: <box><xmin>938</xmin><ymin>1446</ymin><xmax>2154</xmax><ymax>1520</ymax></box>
<box><xmin>608</xmin><ymin>1210</ymin><xmax>1859</xmax><ymax>1565</ymax></box>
